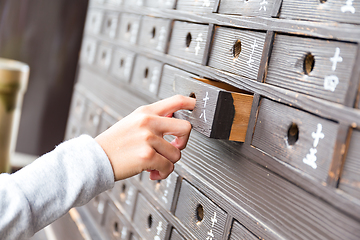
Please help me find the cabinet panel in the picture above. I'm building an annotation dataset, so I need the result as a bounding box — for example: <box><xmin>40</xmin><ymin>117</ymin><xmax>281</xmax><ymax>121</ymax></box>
<box><xmin>102</xmin><ymin>12</ymin><xmax>119</xmax><ymax>39</ymax></box>
<box><xmin>252</xmin><ymin>98</ymin><xmax>338</xmax><ymax>182</ymax></box>
<box><xmin>96</xmin><ymin>43</ymin><xmax>113</xmax><ymax>71</ymax></box>
<box><xmin>80</xmin><ymin>38</ymin><xmax>98</xmax><ymax>65</ymax></box>
<box><xmin>168</xmin><ymin>21</ymin><xmax>209</xmax><ymax>64</ymax></box>
<box><xmin>118</xmin><ymin>14</ymin><xmax>141</xmax><ymax>45</ymax></box>
<box><xmin>218</xmin><ymin>0</ymin><xmax>276</xmax><ymax>17</ymax></box>
<box><xmin>85</xmin><ymin>9</ymin><xmax>104</xmax><ymax>35</ymax></box>
<box><xmin>103</xmin><ymin>202</ymin><xmax>131</xmax><ymax>240</ymax></box>
<box><xmin>111</xmin><ymin>179</ymin><xmax>138</xmax><ymax>219</ymax></box>
<box><xmin>266</xmin><ymin>34</ymin><xmax>357</xmax><ymax>104</ymax></box>
<box><xmin>175</xmin><ymin>180</ymin><xmax>227</xmax><ymax>239</ymax></box>
<box><xmin>208</xmin><ymin>27</ymin><xmax>266</xmax><ymax>80</ymax></box>
<box><xmin>110</xmin><ymin>48</ymin><xmax>136</xmax><ymax>83</ymax></box>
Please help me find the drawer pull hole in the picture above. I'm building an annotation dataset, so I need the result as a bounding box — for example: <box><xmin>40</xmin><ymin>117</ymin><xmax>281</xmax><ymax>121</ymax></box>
<box><xmin>232</xmin><ymin>40</ymin><xmax>242</xmax><ymax>59</ymax></box>
<box><xmin>107</xmin><ymin>19</ymin><xmax>112</xmax><ymax>28</ymax></box>
<box><xmin>287</xmin><ymin>123</ymin><xmax>299</xmax><ymax>146</ymax></box>
<box><xmin>113</xmin><ymin>222</ymin><xmax>120</xmax><ymax>236</ymax></box>
<box><xmin>303</xmin><ymin>53</ymin><xmax>315</xmax><ymax>75</ymax></box>
<box><xmin>127</xmin><ymin>23</ymin><xmax>131</xmax><ymax>32</ymax></box>
<box><xmin>189</xmin><ymin>92</ymin><xmax>196</xmax><ymax>99</ymax></box>
<box><xmin>196</xmin><ymin>204</ymin><xmax>204</xmax><ymax>223</ymax></box>
<box><xmin>120</xmin><ymin>183</ymin><xmax>126</xmax><ymax>200</ymax></box>
<box><xmin>102</xmin><ymin>52</ymin><xmax>107</xmax><ymax>60</ymax></box>
<box><xmin>120</xmin><ymin>58</ymin><xmax>124</xmax><ymax>68</ymax></box>
<box><xmin>151</xmin><ymin>27</ymin><xmax>156</xmax><ymax>39</ymax></box>
<box><xmin>186</xmin><ymin>32</ymin><xmax>192</xmax><ymax>48</ymax></box>
<box><xmin>144</xmin><ymin>68</ymin><xmax>149</xmax><ymax>78</ymax></box>
<box><xmin>319</xmin><ymin>0</ymin><xmax>326</xmax><ymax>3</ymax></box>
<box><xmin>147</xmin><ymin>214</ymin><xmax>153</xmax><ymax>229</ymax></box>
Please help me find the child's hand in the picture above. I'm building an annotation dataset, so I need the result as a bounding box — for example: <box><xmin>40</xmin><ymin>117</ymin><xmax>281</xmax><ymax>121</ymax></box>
<box><xmin>95</xmin><ymin>95</ymin><xmax>196</xmax><ymax>181</ymax></box>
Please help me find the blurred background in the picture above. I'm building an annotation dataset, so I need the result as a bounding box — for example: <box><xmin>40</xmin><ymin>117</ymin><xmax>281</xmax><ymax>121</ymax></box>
<box><xmin>0</xmin><ymin>0</ymin><xmax>88</xmax><ymax>156</ymax></box>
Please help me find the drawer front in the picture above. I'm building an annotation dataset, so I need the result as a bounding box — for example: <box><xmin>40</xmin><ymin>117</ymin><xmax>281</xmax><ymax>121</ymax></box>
<box><xmin>102</xmin><ymin>12</ymin><xmax>119</xmax><ymax>39</ymax></box>
<box><xmin>98</xmin><ymin>112</ymin><xmax>117</xmax><ymax>134</ymax></box>
<box><xmin>170</xmin><ymin>228</ymin><xmax>184</xmax><ymax>240</ymax></box>
<box><xmin>103</xmin><ymin>202</ymin><xmax>130</xmax><ymax>240</ymax></box>
<box><xmin>339</xmin><ymin>129</ymin><xmax>360</xmax><ymax>199</ymax></box>
<box><xmin>138</xmin><ymin>16</ymin><xmax>172</xmax><ymax>53</ymax></box>
<box><xmin>252</xmin><ymin>98</ymin><xmax>338</xmax><ymax>182</ymax></box>
<box><xmin>87</xmin><ymin>193</ymin><xmax>108</xmax><ymax>226</ymax></box>
<box><xmin>229</xmin><ymin>220</ymin><xmax>258</xmax><ymax>240</ymax></box>
<box><xmin>158</xmin><ymin>65</ymin><xmax>196</xmax><ymax>99</ymax></box>
<box><xmin>175</xmin><ymin>180</ymin><xmax>227</xmax><ymax>239</ymax></box>
<box><xmin>218</xmin><ymin>0</ymin><xmax>276</xmax><ymax>17</ymax></box>
<box><xmin>110</xmin><ymin>48</ymin><xmax>136</xmax><ymax>83</ymax></box>
<box><xmin>280</xmin><ymin>0</ymin><xmax>360</xmax><ymax>25</ymax></box>
<box><xmin>131</xmin><ymin>55</ymin><xmax>163</xmax><ymax>96</ymax></box>
<box><xmin>83</xmin><ymin>101</ymin><xmax>102</xmax><ymax>137</ymax></box>
<box><xmin>96</xmin><ymin>43</ymin><xmax>113</xmax><ymax>71</ymax></box>
<box><xmin>133</xmin><ymin>194</ymin><xmax>169</xmax><ymax>240</ymax></box>
<box><xmin>85</xmin><ymin>9</ymin><xmax>104</xmax><ymax>35</ymax></box>
<box><xmin>118</xmin><ymin>14</ymin><xmax>141</xmax><ymax>44</ymax></box>
<box><xmin>141</xmin><ymin>171</ymin><xmax>179</xmax><ymax>211</ymax></box>
<box><xmin>80</xmin><ymin>38</ymin><xmax>97</xmax><ymax>65</ymax></box>
<box><xmin>266</xmin><ymin>34</ymin><xmax>357</xmax><ymax>104</ymax></box>
<box><xmin>111</xmin><ymin>179</ymin><xmax>138</xmax><ymax>218</ymax></box>
<box><xmin>146</xmin><ymin>0</ymin><xmax>176</xmax><ymax>9</ymax></box>
<box><xmin>168</xmin><ymin>21</ymin><xmax>209</xmax><ymax>64</ymax></box>
<box><xmin>208</xmin><ymin>27</ymin><xmax>266</xmax><ymax>80</ymax></box>
<box><xmin>176</xmin><ymin>0</ymin><xmax>216</xmax><ymax>13</ymax></box>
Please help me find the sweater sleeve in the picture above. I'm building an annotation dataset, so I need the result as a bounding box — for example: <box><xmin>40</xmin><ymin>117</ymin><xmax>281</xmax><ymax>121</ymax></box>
<box><xmin>0</xmin><ymin>135</ymin><xmax>115</xmax><ymax>240</ymax></box>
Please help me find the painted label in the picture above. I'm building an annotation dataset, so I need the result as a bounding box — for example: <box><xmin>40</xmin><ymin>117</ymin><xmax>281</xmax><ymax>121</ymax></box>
<box><xmin>206</xmin><ymin>212</ymin><xmax>217</xmax><ymax>240</ymax></box>
<box><xmin>199</xmin><ymin>91</ymin><xmax>209</xmax><ymax>123</ymax></box>
<box><xmin>154</xmin><ymin>221</ymin><xmax>163</xmax><ymax>240</ymax></box>
<box><xmin>323</xmin><ymin>47</ymin><xmax>343</xmax><ymax>92</ymax></box>
<box><xmin>247</xmin><ymin>39</ymin><xmax>258</xmax><ymax>67</ymax></box>
<box><xmin>259</xmin><ymin>0</ymin><xmax>268</xmax><ymax>11</ymax></box>
<box><xmin>156</xmin><ymin>26</ymin><xmax>167</xmax><ymax>51</ymax></box>
<box><xmin>341</xmin><ymin>0</ymin><xmax>356</xmax><ymax>13</ymax></box>
<box><xmin>303</xmin><ymin>123</ymin><xmax>325</xmax><ymax>169</ymax></box>
<box><xmin>195</xmin><ymin>33</ymin><xmax>204</xmax><ymax>56</ymax></box>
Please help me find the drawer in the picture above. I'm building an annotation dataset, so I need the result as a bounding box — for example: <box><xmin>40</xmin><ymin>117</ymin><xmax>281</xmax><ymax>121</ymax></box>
<box><xmin>96</xmin><ymin>43</ymin><xmax>113</xmax><ymax>71</ymax></box>
<box><xmin>102</xmin><ymin>12</ymin><xmax>119</xmax><ymax>39</ymax></box>
<box><xmin>176</xmin><ymin>0</ymin><xmax>216</xmax><ymax>13</ymax></box>
<box><xmin>83</xmin><ymin>101</ymin><xmax>102</xmax><ymax>137</ymax></box>
<box><xmin>229</xmin><ymin>220</ymin><xmax>258</xmax><ymax>240</ymax></box>
<box><xmin>280</xmin><ymin>0</ymin><xmax>360</xmax><ymax>25</ymax></box>
<box><xmin>252</xmin><ymin>98</ymin><xmax>338</xmax><ymax>182</ymax></box>
<box><xmin>141</xmin><ymin>171</ymin><xmax>179</xmax><ymax>211</ymax></box>
<box><xmin>138</xmin><ymin>16</ymin><xmax>172</xmax><ymax>53</ymax></box>
<box><xmin>131</xmin><ymin>55</ymin><xmax>163</xmax><ymax>97</ymax></box>
<box><xmin>175</xmin><ymin>180</ymin><xmax>227</xmax><ymax>239</ymax></box>
<box><xmin>87</xmin><ymin>193</ymin><xmax>108</xmax><ymax>226</ymax></box>
<box><xmin>168</xmin><ymin>21</ymin><xmax>209</xmax><ymax>64</ymax></box>
<box><xmin>69</xmin><ymin>92</ymin><xmax>87</xmax><ymax>121</ymax></box>
<box><xmin>133</xmin><ymin>193</ymin><xmax>169</xmax><ymax>240</ymax></box>
<box><xmin>158</xmin><ymin>65</ymin><xmax>196</xmax><ymax>99</ymax></box>
<box><xmin>170</xmin><ymin>228</ymin><xmax>184</xmax><ymax>240</ymax></box>
<box><xmin>339</xmin><ymin>129</ymin><xmax>360</xmax><ymax>199</ymax></box>
<box><xmin>80</xmin><ymin>38</ymin><xmax>97</xmax><ymax>65</ymax></box>
<box><xmin>103</xmin><ymin>202</ymin><xmax>130</xmax><ymax>240</ymax></box>
<box><xmin>98</xmin><ymin>112</ymin><xmax>117</xmax><ymax>135</ymax></box>
<box><xmin>110</xmin><ymin>48</ymin><xmax>136</xmax><ymax>83</ymax></box>
<box><xmin>218</xmin><ymin>0</ymin><xmax>276</xmax><ymax>17</ymax></box>
<box><xmin>85</xmin><ymin>9</ymin><xmax>103</xmax><ymax>35</ymax></box>
<box><xmin>146</xmin><ymin>0</ymin><xmax>176</xmax><ymax>9</ymax></box>
<box><xmin>111</xmin><ymin>179</ymin><xmax>138</xmax><ymax>218</ymax></box>
<box><xmin>172</xmin><ymin>75</ymin><xmax>253</xmax><ymax>142</ymax></box>
<box><xmin>266</xmin><ymin>34</ymin><xmax>357</xmax><ymax>104</ymax></box>
<box><xmin>118</xmin><ymin>14</ymin><xmax>141</xmax><ymax>44</ymax></box>
<box><xmin>208</xmin><ymin>27</ymin><xmax>266</xmax><ymax>80</ymax></box>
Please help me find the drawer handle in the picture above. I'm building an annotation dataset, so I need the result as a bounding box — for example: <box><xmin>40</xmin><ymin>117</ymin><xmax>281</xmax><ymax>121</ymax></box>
<box><xmin>151</xmin><ymin>27</ymin><xmax>156</xmax><ymax>39</ymax></box>
<box><xmin>232</xmin><ymin>39</ymin><xmax>242</xmax><ymax>59</ymax></box>
<box><xmin>186</xmin><ymin>32</ymin><xmax>192</xmax><ymax>48</ymax></box>
<box><xmin>127</xmin><ymin>23</ymin><xmax>131</xmax><ymax>33</ymax></box>
<box><xmin>113</xmin><ymin>221</ymin><xmax>120</xmax><ymax>237</ymax></box>
<box><xmin>287</xmin><ymin>122</ymin><xmax>299</xmax><ymax>146</ymax></box>
<box><xmin>147</xmin><ymin>214</ymin><xmax>153</xmax><ymax>229</ymax></box>
<box><xmin>303</xmin><ymin>53</ymin><xmax>315</xmax><ymax>75</ymax></box>
<box><xmin>196</xmin><ymin>204</ymin><xmax>204</xmax><ymax>224</ymax></box>
<box><xmin>120</xmin><ymin>182</ymin><xmax>127</xmax><ymax>200</ymax></box>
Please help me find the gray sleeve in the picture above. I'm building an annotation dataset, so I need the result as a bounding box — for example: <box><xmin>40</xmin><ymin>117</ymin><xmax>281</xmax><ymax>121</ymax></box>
<box><xmin>0</xmin><ymin>135</ymin><xmax>115</xmax><ymax>240</ymax></box>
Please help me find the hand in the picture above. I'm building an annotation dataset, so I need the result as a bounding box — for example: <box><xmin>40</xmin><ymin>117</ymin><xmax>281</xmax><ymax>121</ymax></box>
<box><xmin>95</xmin><ymin>95</ymin><xmax>196</xmax><ymax>181</ymax></box>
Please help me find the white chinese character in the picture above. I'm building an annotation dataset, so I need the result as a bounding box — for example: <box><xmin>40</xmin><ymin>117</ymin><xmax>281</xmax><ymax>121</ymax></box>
<box><xmin>211</xmin><ymin>212</ymin><xmax>217</xmax><ymax>227</ymax></box>
<box><xmin>199</xmin><ymin>109</ymin><xmax>207</xmax><ymax>123</ymax></box>
<box><xmin>341</xmin><ymin>0</ymin><xmax>356</xmax><ymax>13</ymax></box>
<box><xmin>203</xmin><ymin>0</ymin><xmax>211</xmax><ymax>7</ymax></box>
<box><xmin>207</xmin><ymin>229</ymin><xmax>215</xmax><ymax>239</ymax></box>
<box><xmin>156</xmin><ymin>26</ymin><xmax>167</xmax><ymax>51</ymax></box>
<box><xmin>259</xmin><ymin>0</ymin><xmax>268</xmax><ymax>11</ymax></box>
<box><xmin>330</xmin><ymin>47</ymin><xmax>343</xmax><ymax>71</ymax></box>
<box><xmin>149</xmin><ymin>67</ymin><xmax>159</xmax><ymax>93</ymax></box>
<box><xmin>303</xmin><ymin>148</ymin><xmax>318</xmax><ymax>169</ymax></box>
<box><xmin>195</xmin><ymin>33</ymin><xmax>203</xmax><ymax>56</ymax></box>
<box><xmin>156</xmin><ymin>221</ymin><xmax>163</xmax><ymax>235</ymax></box>
<box><xmin>312</xmin><ymin>123</ymin><xmax>325</xmax><ymax>148</ymax></box>
<box><xmin>125</xmin><ymin>187</ymin><xmax>134</xmax><ymax>205</ymax></box>
<box><xmin>203</xmin><ymin>91</ymin><xmax>209</xmax><ymax>108</ymax></box>
<box><xmin>162</xmin><ymin>190</ymin><xmax>168</xmax><ymax>203</ymax></box>
<box><xmin>166</xmin><ymin>177</ymin><xmax>171</xmax><ymax>188</ymax></box>
<box><xmin>324</xmin><ymin>75</ymin><xmax>339</xmax><ymax>92</ymax></box>
<box><xmin>247</xmin><ymin>39</ymin><xmax>258</xmax><ymax>67</ymax></box>
<box><xmin>121</xmin><ymin>226</ymin><xmax>127</xmax><ymax>239</ymax></box>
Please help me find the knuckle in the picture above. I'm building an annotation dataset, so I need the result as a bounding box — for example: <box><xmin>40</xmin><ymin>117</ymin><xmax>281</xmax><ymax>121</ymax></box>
<box><xmin>138</xmin><ymin>114</ymin><xmax>153</xmax><ymax>128</ymax></box>
<box><xmin>139</xmin><ymin>147</ymin><xmax>155</xmax><ymax>161</ymax></box>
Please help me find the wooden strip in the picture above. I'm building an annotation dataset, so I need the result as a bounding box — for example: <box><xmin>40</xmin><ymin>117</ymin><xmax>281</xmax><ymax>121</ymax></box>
<box><xmin>244</xmin><ymin>93</ymin><xmax>261</xmax><ymax>144</ymax></box>
<box><xmin>169</xmin><ymin>228</ymin><xmax>185</xmax><ymax>240</ymax></box>
<box><xmin>212</xmin><ymin>0</ymin><xmax>221</xmax><ymax>13</ymax></box>
<box><xmin>229</xmin><ymin>220</ymin><xmax>259</xmax><ymax>240</ymax></box>
<box><xmin>344</xmin><ymin>45</ymin><xmax>360</xmax><ymax>107</ymax></box>
<box><xmin>201</xmin><ymin>24</ymin><xmax>214</xmax><ymax>66</ymax></box>
<box><xmin>257</xmin><ymin>31</ymin><xmax>275</xmax><ymax>83</ymax></box>
<box><xmin>271</xmin><ymin>0</ymin><xmax>283</xmax><ymax>17</ymax></box>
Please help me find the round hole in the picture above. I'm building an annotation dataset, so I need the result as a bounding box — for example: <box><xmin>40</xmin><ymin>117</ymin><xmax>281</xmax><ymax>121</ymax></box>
<box><xmin>319</xmin><ymin>0</ymin><xmax>327</xmax><ymax>3</ymax></box>
<box><xmin>232</xmin><ymin>39</ymin><xmax>242</xmax><ymax>59</ymax></box>
<box><xmin>127</xmin><ymin>23</ymin><xmax>131</xmax><ymax>32</ymax></box>
<box><xmin>186</xmin><ymin>32</ymin><xmax>192</xmax><ymax>48</ymax></box>
<box><xmin>303</xmin><ymin>53</ymin><xmax>315</xmax><ymax>75</ymax></box>
<box><xmin>196</xmin><ymin>204</ymin><xmax>204</xmax><ymax>223</ymax></box>
<box><xmin>113</xmin><ymin>222</ymin><xmax>120</xmax><ymax>236</ymax></box>
<box><xmin>121</xmin><ymin>183</ymin><xmax>126</xmax><ymax>193</ymax></box>
<box><xmin>151</xmin><ymin>27</ymin><xmax>156</xmax><ymax>39</ymax></box>
<box><xmin>287</xmin><ymin>123</ymin><xmax>299</xmax><ymax>146</ymax></box>
<box><xmin>144</xmin><ymin>68</ymin><xmax>149</xmax><ymax>78</ymax></box>
<box><xmin>120</xmin><ymin>58</ymin><xmax>124</xmax><ymax>68</ymax></box>
<box><xmin>189</xmin><ymin>92</ymin><xmax>196</xmax><ymax>99</ymax></box>
<box><xmin>102</xmin><ymin>51</ymin><xmax>107</xmax><ymax>60</ymax></box>
<box><xmin>147</xmin><ymin>215</ymin><xmax>153</xmax><ymax>229</ymax></box>
<box><xmin>107</xmin><ymin>19</ymin><xmax>112</xmax><ymax>28</ymax></box>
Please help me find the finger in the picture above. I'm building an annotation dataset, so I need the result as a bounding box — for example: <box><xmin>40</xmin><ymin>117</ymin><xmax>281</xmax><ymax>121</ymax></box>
<box><xmin>146</xmin><ymin>95</ymin><xmax>196</xmax><ymax>116</ymax></box>
<box><xmin>149</xmin><ymin>170</ymin><xmax>161</xmax><ymax>180</ymax></box>
<box><xmin>144</xmin><ymin>152</ymin><xmax>174</xmax><ymax>179</ymax></box>
<box><xmin>151</xmin><ymin>136</ymin><xmax>181</xmax><ymax>163</ymax></box>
